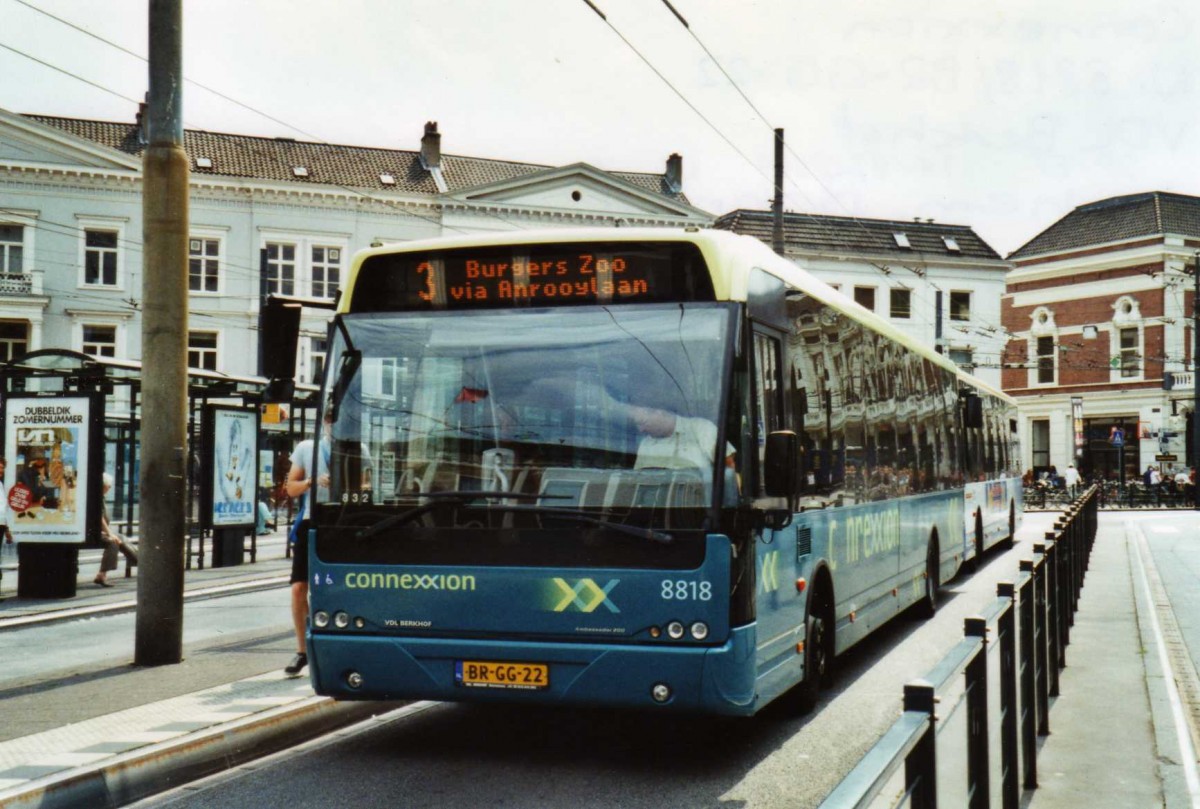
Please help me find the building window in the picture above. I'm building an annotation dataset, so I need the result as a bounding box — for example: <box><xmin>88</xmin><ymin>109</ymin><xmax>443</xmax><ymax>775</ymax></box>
<box><xmin>948</xmin><ymin>348</ymin><xmax>974</xmax><ymax>373</ymax></box>
<box><xmin>189</xmin><ymin>238</ymin><xmax>220</xmax><ymax>293</ymax></box>
<box><xmin>188</xmin><ymin>331</ymin><xmax>218</xmax><ymax>371</ymax></box>
<box><xmin>889</xmin><ymin>288</ymin><xmax>911</xmax><ymax>319</ymax></box>
<box><xmin>853</xmin><ymin>286</ymin><xmax>876</xmax><ymax>311</ymax></box>
<box><xmin>0</xmin><ymin>321</ymin><xmax>28</xmax><ymax>361</ymax></box>
<box><xmin>1118</xmin><ymin>327</ymin><xmax>1139</xmax><ymax>378</ymax></box>
<box><xmin>265</xmin><ymin>242</ymin><xmax>296</xmax><ymax>296</ymax></box>
<box><xmin>0</xmin><ymin>224</ymin><xmax>23</xmax><ymax>274</ymax></box>
<box><xmin>311</xmin><ymin>246</ymin><xmax>341</xmax><ymax>300</ymax></box>
<box><xmin>1036</xmin><ymin>336</ymin><xmax>1055</xmax><ymax>384</ymax></box>
<box><xmin>310</xmin><ymin>336</ymin><xmax>327</xmax><ymax>383</ymax></box>
<box><xmin>82</xmin><ymin>324</ymin><xmax>117</xmax><ymax>358</ymax></box>
<box><xmin>1031</xmin><ymin>419</ymin><xmax>1050</xmax><ymax>472</ymax></box>
<box><xmin>949</xmin><ymin>291</ymin><xmax>971</xmax><ymax>321</ymax></box>
<box><xmin>84</xmin><ymin>229</ymin><xmax>119</xmax><ymax>286</ymax></box>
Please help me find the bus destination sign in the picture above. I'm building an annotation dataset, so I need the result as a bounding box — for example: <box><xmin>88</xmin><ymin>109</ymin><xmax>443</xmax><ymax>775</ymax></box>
<box><xmin>350</xmin><ymin>242</ymin><xmax>714</xmax><ymax>311</ymax></box>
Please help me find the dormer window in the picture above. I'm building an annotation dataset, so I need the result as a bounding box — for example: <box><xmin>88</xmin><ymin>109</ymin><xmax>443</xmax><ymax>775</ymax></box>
<box><xmin>292</xmin><ymin>166</ymin><xmax>309</xmax><ymax>178</ymax></box>
<box><xmin>380</xmin><ymin>173</ymin><xmax>396</xmax><ymax>185</ymax></box>
<box><xmin>893</xmin><ymin>232</ymin><xmax>912</xmax><ymax>249</ymax></box>
<box><xmin>195</xmin><ymin>157</ymin><xmax>213</xmax><ymax>169</ymax></box>
<box><xmin>942</xmin><ymin>236</ymin><xmax>960</xmax><ymax>252</ymax></box>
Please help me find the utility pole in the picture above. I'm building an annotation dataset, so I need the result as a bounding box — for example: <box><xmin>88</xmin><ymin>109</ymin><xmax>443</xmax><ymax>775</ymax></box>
<box><xmin>772</xmin><ymin>128</ymin><xmax>784</xmax><ymax>257</ymax></box>
<box><xmin>935</xmin><ymin>290</ymin><xmax>944</xmax><ymax>354</ymax></box>
<box><xmin>136</xmin><ymin>0</ymin><xmax>189</xmax><ymax>665</ymax></box>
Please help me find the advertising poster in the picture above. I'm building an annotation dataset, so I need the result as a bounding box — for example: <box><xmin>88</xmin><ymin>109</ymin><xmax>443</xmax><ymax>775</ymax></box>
<box><xmin>4</xmin><ymin>396</ymin><xmax>91</xmax><ymax>542</ymax></box>
<box><xmin>205</xmin><ymin>406</ymin><xmax>258</xmax><ymax>528</ymax></box>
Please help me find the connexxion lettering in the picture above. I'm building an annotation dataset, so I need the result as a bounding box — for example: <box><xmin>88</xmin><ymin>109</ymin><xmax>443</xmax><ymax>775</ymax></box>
<box><xmin>344</xmin><ymin>572</ymin><xmax>477</xmax><ymax>591</ymax></box>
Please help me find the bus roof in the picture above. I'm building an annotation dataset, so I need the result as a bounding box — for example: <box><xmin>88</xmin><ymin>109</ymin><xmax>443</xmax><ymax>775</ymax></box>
<box><xmin>341</xmin><ymin>227</ymin><xmax>1013</xmax><ymax>405</ymax></box>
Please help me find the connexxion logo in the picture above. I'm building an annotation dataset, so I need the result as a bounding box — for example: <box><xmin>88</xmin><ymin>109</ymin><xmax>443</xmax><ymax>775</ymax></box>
<box><xmin>547</xmin><ymin>578</ymin><xmax>621</xmax><ymax>613</ymax></box>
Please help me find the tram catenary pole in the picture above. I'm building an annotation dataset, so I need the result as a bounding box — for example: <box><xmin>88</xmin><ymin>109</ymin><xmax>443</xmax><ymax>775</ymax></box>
<box><xmin>136</xmin><ymin>0</ymin><xmax>189</xmax><ymax>665</ymax></box>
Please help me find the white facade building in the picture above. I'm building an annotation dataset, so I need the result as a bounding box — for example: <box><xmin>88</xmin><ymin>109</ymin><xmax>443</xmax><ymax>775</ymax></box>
<box><xmin>715</xmin><ymin>210</ymin><xmax>1011</xmax><ymax>389</ymax></box>
<box><xmin>0</xmin><ymin>109</ymin><xmax>712</xmax><ymax>387</ymax></box>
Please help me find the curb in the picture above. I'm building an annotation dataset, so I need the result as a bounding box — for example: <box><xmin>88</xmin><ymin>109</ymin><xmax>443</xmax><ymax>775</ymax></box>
<box><xmin>0</xmin><ymin>576</ymin><xmax>289</xmax><ymax>632</ymax></box>
<box><xmin>0</xmin><ymin>697</ymin><xmax>408</xmax><ymax>809</ymax></box>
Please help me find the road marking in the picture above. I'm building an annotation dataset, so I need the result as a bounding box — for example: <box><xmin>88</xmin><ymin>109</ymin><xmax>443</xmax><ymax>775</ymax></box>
<box><xmin>1129</xmin><ymin>520</ymin><xmax>1200</xmax><ymax>806</ymax></box>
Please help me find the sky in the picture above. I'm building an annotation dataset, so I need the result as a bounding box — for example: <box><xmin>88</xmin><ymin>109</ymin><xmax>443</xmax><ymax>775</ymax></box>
<box><xmin>2</xmin><ymin>0</ymin><xmax>1198</xmax><ymax>257</ymax></box>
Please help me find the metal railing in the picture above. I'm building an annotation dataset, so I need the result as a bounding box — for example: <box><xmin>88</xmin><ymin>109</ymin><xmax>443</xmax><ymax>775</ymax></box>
<box><xmin>820</xmin><ymin>486</ymin><xmax>1098</xmax><ymax>809</ymax></box>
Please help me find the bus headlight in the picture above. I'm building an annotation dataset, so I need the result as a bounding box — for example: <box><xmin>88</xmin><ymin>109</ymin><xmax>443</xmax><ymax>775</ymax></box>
<box><xmin>690</xmin><ymin>622</ymin><xmax>709</xmax><ymax>640</ymax></box>
<box><xmin>347</xmin><ymin>671</ymin><xmax>364</xmax><ymax>689</ymax></box>
<box><xmin>651</xmin><ymin>683</ymin><xmax>672</xmax><ymax>703</ymax></box>
<box><xmin>313</xmin><ymin>611</ymin><xmax>330</xmax><ymax>629</ymax></box>
<box><xmin>334</xmin><ymin>611</ymin><xmax>351</xmax><ymax>629</ymax></box>
<box><xmin>666</xmin><ymin>621</ymin><xmax>685</xmax><ymax>640</ymax></box>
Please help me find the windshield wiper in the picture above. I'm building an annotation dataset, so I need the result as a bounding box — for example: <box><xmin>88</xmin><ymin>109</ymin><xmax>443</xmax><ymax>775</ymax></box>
<box><xmin>492</xmin><ymin>504</ymin><xmax>674</xmax><ymax>544</ymax></box>
<box><xmin>356</xmin><ymin>491</ymin><xmax>553</xmax><ymax>539</ymax></box>
<box><xmin>355</xmin><ymin>492</ymin><xmax>673</xmax><ymax>544</ymax></box>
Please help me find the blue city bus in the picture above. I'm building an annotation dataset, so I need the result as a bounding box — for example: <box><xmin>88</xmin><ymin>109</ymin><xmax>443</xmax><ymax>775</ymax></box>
<box><xmin>300</xmin><ymin>228</ymin><xmax>1022</xmax><ymax>715</ymax></box>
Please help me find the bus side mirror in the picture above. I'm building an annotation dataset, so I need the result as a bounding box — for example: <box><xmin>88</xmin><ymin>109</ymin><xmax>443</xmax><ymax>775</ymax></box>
<box><xmin>764</xmin><ymin>430</ymin><xmax>798</xmax><ymax>498</ymax></box>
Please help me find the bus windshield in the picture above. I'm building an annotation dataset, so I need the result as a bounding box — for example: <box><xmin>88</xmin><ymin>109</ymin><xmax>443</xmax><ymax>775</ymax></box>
<box><xmin>319</xmin><ymin>303</ymin><xmax>734</xmax><ymax>534</ymax></box>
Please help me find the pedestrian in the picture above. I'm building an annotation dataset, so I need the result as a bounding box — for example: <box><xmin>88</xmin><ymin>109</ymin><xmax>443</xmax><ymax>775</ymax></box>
<box><xmin>284</xmin><ymin>416</ymin><xmax>328</xmax><ymax>677</ymax></box>
<box><xmin>284</xmin><ymin>410</ymin><xmax>372</xmax><ymax>677</ymax></box>
<box><xmin>1064</xmin><ymin>464</ymin><xmax>1081</xmax><ymax>497</ymax></box>
<box><xmin>94</xmin><ymin>473</ymin><xmax>137</xmax><ymax>587</ymax></box>
<box><xmin>0</xmin><ymin>457</ymin><xmax>13</xmax><ymax>592</ymax></box>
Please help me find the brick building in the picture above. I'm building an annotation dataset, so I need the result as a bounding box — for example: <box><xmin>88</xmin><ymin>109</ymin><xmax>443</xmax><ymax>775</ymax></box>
<box><xmin>1002</xmin><ymin>191</ymin><xmax>1197</xmax><ymax>482</ymax></box>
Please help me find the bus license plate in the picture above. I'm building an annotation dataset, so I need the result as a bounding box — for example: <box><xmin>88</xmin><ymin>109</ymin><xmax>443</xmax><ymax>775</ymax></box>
<box><xmin>456</xmin><ymin>660</ymin><xmax>549</xmax><ymax>690</ymax></box>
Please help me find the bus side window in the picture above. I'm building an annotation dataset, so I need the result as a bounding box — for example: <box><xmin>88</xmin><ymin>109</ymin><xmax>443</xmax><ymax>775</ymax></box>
<box><xmin>752</xmin><ymin>330</ymin><xmax>783</xmax><ymax>497</ymax></box>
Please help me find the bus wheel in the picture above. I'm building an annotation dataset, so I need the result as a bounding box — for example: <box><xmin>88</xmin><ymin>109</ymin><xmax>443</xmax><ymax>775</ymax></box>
<box><xmin>970</xmin><ymin>511</ymin><xmax>984</xmax><ymax>572</ymax></box>
<box><xmin>1002</xmin><ymin>502</ymin><xmax>1016</xmax><ymax>550</ymax></box>
<box><xmin>784</xmin><ymin>583</ymin><xmax>833</xmax><ymax>715</ymax></box>
<box><xmin>915</xmin><ymin>537</ymin><xmax>939</xmax><ymax>619</ymax></box>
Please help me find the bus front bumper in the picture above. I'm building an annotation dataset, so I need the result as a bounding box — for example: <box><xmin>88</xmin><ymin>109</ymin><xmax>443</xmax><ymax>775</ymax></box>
<box><xmin>308</xmin><ymin>625</ymin><xmax>758</xmax><ymax>716</ymax></box>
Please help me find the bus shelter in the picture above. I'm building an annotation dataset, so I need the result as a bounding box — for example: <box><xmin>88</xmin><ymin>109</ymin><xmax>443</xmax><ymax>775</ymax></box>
<box><xmin>0</xmin><ymin>349</ymin><xmax>318</xmax><ymax>598</ymax></box>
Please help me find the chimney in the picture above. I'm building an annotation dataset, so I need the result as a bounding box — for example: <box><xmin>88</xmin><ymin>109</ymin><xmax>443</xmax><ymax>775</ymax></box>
<box><xmin>665</xmin><ymin>153</ymin><xmax>682</xmax><ymax>193</ymax></box>
<box><xmin>420</xmin><ymin>121</ymin><xmax>441</xmax><ymax>170</ymax></box>
<box><xmin>135</xmin><ymin>97</ymin><xmax>148</xmax><ymax>145</ymax></box>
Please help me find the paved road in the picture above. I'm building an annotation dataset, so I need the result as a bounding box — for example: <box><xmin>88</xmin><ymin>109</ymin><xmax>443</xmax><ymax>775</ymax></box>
<box><xmin>132</xmin><ymin>514</ymin><xmax>1060</xmax><ymax>809</ymax></box>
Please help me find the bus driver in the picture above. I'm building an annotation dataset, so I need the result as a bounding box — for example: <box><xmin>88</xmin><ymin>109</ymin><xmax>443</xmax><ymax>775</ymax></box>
<box><xmin>631</xmin><ymin>404</ymin><xmax>722</xmax><ymax>470</ymax></box>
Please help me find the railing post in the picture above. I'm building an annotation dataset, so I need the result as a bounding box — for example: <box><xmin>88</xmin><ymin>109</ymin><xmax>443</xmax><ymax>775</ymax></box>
<box><xmin>905</xmin><ymin>680</ymin><xmax>938</xmax><ymax>809</ymax></box>
<box><xmin>1019</xmin><ymin>560</ymin><xmax>1038</xmax><ymax>788</ymax></box>
<box><xmin>965</xmin><ymin>617</ymin><xmax>990</xmax><ymax>809</ymax></box>
<box><xmin>1031</xmin><ymin>544</ymin><xmax>1051</xmax><ymax>736</ymax></box>
<box><xmin>1043</xmin><ymin>535</ymin><xmax>1063</xmax><ymax>691</ymax></box>
<box><xmin>998</xmin><ymin>582</ymin><xmax>1019</xmax><ymax>809</ymax></box>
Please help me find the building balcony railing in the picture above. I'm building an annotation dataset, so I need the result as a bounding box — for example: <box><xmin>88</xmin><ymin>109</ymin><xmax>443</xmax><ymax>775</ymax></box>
<box><xmin>1164</xmin><ymin>371</ymin><xmax>1195</xmax><ymax>391</ymax></box>
<box><xmin>0</xmin><ymin>270</ymin><xmax>43</xmax><ymax>296</ymax></box>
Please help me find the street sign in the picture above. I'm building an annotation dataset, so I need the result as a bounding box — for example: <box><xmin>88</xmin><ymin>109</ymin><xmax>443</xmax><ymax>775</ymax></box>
<box><xmin>1109</xmin><ymin>426</ymin><xmax>1124</xmax><ymax>447</ymax></box>
<box><xmin>1156</xmin><ymin>454</ymin><xmax>1178</xmax><ymax>462</ymax></box>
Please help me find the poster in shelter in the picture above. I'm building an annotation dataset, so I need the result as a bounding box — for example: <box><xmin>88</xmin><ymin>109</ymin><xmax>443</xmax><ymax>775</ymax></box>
<box><xmin>4</xmin><ymin>396</ymin><xmax>91</xmax><ymax>542</ymax></box>
<box><xmin>209</xmin><ymin>406</ymin><xmax>258</xmax><ymax>528</ymax></box>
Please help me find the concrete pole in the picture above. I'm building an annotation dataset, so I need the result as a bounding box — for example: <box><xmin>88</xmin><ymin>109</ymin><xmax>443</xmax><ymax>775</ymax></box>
<box><xmin>135</xmin><ymin>0</ymin><xmax>189</xmax><ymax>665</ymax></box>
<box><xmin>772</xmin><ymin>128</ymin><xmax>785</xmax><ymax>257</ymax></box>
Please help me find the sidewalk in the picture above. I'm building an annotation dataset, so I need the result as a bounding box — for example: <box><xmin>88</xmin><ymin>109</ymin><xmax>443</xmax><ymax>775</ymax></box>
<box><xmin>1026</xmin><ymin>517</ymin><xmax>1181</xmax><ymax>808</ymax></box>
<box><xmin>0</xmin><ymin>530</ymin><xmax>393</xmax><ymax>809</ymax></box>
